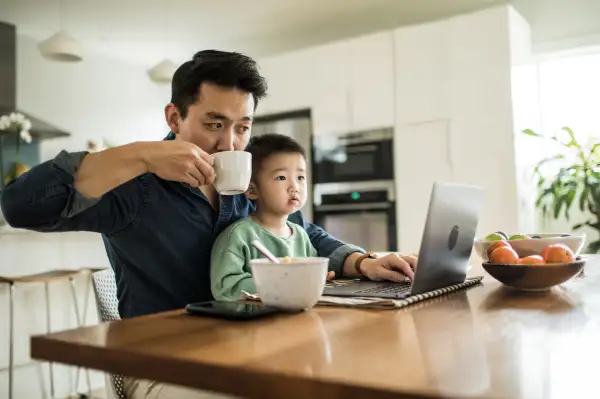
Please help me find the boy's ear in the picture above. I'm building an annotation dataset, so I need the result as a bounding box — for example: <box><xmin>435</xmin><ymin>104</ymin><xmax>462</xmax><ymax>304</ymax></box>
<box><xmin>246</xmin><ymin>182</ymin><xmax>259</xmax><ymax>200</ymax></box>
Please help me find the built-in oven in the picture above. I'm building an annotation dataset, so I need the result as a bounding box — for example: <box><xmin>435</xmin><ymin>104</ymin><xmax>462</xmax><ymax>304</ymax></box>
<box><xmin>313</xmin><ymin>180</ymin><xmax>396</xmax><ymax>252</ymax></box>
<box><xmin>312</xmin><ymin>128</ymin><xmax>394</xmax><ymax>184</ymax></box>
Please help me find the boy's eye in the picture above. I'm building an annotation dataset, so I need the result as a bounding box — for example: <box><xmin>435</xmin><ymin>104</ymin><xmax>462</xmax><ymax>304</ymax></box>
<box><xmin>276</xmin><ymin>176</ymin><xmax>286</xmax><ymax>181</ymax></box>
<box><xmin>298</xmin><ymin>176</ymin><xmax>306</xmax><ymax>181</ymax></box>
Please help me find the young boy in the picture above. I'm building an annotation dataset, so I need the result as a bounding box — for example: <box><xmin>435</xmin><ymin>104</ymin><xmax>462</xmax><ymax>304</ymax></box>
<box><xmin>210</xmin><ymin>133</ymin><xmax>318</xmax><ymax>301</ymax></box>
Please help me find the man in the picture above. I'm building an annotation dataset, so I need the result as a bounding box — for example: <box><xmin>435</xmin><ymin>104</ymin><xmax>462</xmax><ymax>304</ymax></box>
<box><xmin>1</xmin><ymin>50</ymin><xmax>415</xmax><ymax>398</ymax></box>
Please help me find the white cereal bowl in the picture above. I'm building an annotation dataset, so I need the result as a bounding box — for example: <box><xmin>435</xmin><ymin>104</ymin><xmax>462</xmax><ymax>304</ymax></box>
<box><xmin>473</xmin><ymin>233</ymin><xmax>586</xmax><ymax>262</ymax></box>
<box><xmin>250</xmin><ymin>257</ymin><xmax>329</xmax><ymax>311</ymax></box>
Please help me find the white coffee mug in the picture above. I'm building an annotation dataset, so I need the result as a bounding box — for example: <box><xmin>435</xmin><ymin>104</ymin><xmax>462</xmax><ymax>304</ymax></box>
<box><xmin>213</xmin><ymin>151</ymin><xmax>252</xmax><ymax>195</ymax></box>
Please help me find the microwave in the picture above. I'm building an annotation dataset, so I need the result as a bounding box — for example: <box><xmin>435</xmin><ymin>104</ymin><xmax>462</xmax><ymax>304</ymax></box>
<box><xmin>312</xmin><ymin>128</ymin><xmax>394</xmax><ymax>184</ymax></box>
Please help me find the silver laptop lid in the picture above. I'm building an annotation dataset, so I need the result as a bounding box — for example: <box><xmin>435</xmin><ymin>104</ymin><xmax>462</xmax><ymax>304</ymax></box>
<box><xmin>410</xmin><ymin>182</ymin><xmax>484</xmax><ymax>295</ymax></box>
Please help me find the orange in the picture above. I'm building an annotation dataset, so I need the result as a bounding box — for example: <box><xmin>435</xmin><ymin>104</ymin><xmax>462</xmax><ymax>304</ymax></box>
<box><xmin>486</xmin><ymin>240</ymin><xmax>511</xmax><ymax>258</ymax></box>
<box><xmin>489</xmin><ymin>246</ymin><xmax>519</xmax><ymax>264</ymax></box>
<box><xmin>541</xmin><ymin>244</ymin><xmax>575</xmax><ymax>263</ymax></box>
<box><xmin>516</xmin><ymin>255</ymin><xmax>546</xmax><ymax>265</ymax></box>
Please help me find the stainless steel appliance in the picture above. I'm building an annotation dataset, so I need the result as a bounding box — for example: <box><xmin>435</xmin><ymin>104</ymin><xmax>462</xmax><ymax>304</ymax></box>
<box><xmin>313</xmin><ymin>180</ymin><xmax>396</xmax><ymax>252</ymax></box>
<box><xmin>252</xmin><ymin>111</ymin><xmax>313</xmax><ymax>222</ymax></box>
<box><xmin>312</xmin><ymin>128</ymin><xmax>393</xmax><ymax>184</ymax></box>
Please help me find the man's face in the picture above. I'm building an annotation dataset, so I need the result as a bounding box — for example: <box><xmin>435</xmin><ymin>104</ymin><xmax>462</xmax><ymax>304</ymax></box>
<box><xmin>166</xmin><ymin>82</ymin><xmax>255</xmax><ymax>154</ymax></box>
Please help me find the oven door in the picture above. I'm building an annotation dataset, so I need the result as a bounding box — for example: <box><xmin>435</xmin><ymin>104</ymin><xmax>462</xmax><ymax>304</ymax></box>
<box><xmin>312</xmin><ymin>181</ymin><xmax>397</xmax><ymax>252</ymax></box>
<box><xmin>313</xmin><ymin>202</ymin><xmax>397</xmax><ymax>253</ymax></box>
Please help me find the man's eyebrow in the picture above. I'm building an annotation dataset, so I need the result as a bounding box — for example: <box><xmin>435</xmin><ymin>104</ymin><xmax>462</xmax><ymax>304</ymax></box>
<box><xmin>205</xmin><ymin>112</ymin><xmax>253</xmax><ymax>122</ymax></box>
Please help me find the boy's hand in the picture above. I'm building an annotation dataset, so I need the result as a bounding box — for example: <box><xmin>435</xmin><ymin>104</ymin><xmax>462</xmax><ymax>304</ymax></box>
<box><xmin>326</xmin><ymin>271</ymin><xmax>335</xmax><ymax>280</ymax></box>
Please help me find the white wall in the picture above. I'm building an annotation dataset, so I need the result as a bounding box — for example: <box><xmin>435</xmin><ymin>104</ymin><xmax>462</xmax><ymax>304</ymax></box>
<box><xmin>393</xmin><ymin>6</ymin><xmax>527</xmax><ymax>255</ymax></box>
<box><xmin>0</xmin><ymin>34</ymin><xmax>170</xmax><ymax>398</ymax></box>
<box><xmin>16</xmin><ymin>36</ymin><xmax>170</xmax><ymax>159</ymax></box>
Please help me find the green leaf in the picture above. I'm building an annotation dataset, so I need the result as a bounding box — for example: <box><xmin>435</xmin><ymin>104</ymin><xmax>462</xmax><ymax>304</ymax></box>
<box><xmin>564</xmin><ymin>190</ymin><xmax>576</xmax><ymax>220</ymax></box>
<box><xmin>535</xmin><ymin>154</ymin><xmax>565</xmax><ymax>168</ymax></box>
<box><xmin>579</xmin><ymin>186</ymin><xmax>590</xmax><ymax>211</ymax></box>
<box><xmin>523</xmin><ymin>129</ymin><xmax>541</xmax><ymax>137</ymax></box>
<box><xmin>588</xmin><ymin>240</ymin><xmax>600</xmax><ymax>254</ymax></box>
<box><xmin>553</xmin><ymin>194</ymin><xmax>564</xmax><ymax>219</ymax></box>
<box><xmin>537</xmin><ymin>176</ymin><xmax>545</xmax><ymax>188</ymax></box>
<box><xmin>562</xmin><ymin>127</ymin><xmax>578</xmax><ymax>146</ymax></box>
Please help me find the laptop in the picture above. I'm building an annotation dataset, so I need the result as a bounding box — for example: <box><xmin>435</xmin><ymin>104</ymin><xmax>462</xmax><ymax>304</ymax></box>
<box><xmin>322</xmin><ymin>181</ymin><xmax>484</xmax><ymax>299</ymax></box>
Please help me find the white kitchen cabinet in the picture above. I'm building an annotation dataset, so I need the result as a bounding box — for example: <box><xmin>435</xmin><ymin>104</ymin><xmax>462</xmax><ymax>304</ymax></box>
<box><xmin>393</xmin><ymin>21</ymin><xmax>451</xmax><ymax>124</ymax></box>
<box><xmin>257</xmin><ymin>30</ymin><xmax>395</xmax><ymax>135</ymax></box>
<box><xmin>256</xmin><ymin>49</ymin><xmax>314</xmax><ymax>116</ymax></box>
<box><xmin>348</xmin><ymin>31</ymin><xmax>395</xmax><ymax>131</ymax></box>
<box><xmin>309</xmin><ymin>41</ymin><xmax>352</xmax><ymax>136</ymax></box>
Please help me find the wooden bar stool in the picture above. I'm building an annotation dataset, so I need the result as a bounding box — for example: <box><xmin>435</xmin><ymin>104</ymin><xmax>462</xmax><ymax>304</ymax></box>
<box><xmin>0</xmin><ymin>269</ymin><xmax>84</xmax><ymax>399</ymax></box>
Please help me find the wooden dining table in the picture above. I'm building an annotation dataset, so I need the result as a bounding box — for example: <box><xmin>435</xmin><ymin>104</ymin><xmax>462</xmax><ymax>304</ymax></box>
<box><xmin>31</xmin><ymin>256</ymin><xmax>600</xmax><ymax>399</ymax></box>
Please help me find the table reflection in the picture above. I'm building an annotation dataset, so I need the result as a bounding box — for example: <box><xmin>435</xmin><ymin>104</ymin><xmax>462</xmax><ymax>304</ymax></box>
<box><xmin>410</xmin><ymin>289</ymin><xmax>491</xmax><ymax>397</ymax></box>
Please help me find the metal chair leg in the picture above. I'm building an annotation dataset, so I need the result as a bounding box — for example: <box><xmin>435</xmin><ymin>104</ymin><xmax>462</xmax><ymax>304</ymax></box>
<box><xmin>68</xmin><ymin>277</ymin><xmax>92</xmax><ymax>397</ymax></box>
<box><xmin>8</xmin><ymin>282</ymin><xmax>15</xmax><ymax>399</ymax></box>
<box><xmin>44</xmin><ymin>282</ymin><xmax>55</xmax><ymax>399</ymax></box>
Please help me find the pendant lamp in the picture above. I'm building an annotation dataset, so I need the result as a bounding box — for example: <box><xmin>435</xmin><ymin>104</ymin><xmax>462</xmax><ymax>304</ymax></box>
<box><xmin>148</xmin><ymin>59</ymin><xmax>178</xmax><ymax>84</ymax></box>
<box><xmin>38</xmin><ymin>30</ymin><xmax>83</xmax><ymax>62</ymax></box>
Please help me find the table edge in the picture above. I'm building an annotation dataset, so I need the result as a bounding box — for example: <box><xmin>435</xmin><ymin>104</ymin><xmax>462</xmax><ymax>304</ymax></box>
<box><xmin>31</xmin><ymin>334</ymin><xmax>443</xmax><ymax>399</ymax></box>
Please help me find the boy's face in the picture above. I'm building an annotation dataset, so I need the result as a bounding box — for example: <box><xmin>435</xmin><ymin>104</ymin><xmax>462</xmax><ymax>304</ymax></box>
<box><xmin>249</xmin><ymin>152</ymin><xmax>308</xmax><ymax>216</ymax></box>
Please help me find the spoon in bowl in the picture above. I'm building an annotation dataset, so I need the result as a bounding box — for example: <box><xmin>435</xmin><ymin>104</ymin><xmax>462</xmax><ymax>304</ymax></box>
<box><xmin>251</xmin><ymin>239</ymin><xmax>280</xmax><ymax>264</ymax></box>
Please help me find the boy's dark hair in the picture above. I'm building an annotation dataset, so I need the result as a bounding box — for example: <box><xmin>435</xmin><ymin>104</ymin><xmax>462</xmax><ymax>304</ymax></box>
<box><xmin>245</xmin><ymin>133</ymin><xmax>306</xmax><ymax>182</ymax></box>
<box><xmin>171</xmin><ymin>50</ymin><xmax>268</xmax><ymax>119</ymax></box>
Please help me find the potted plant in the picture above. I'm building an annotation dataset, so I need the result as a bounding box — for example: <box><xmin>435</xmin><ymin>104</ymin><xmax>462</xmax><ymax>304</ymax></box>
<box><xmin>524</xmin><ymin>127</ymin><xmax>600</xmax><ymax>252</ymax></box>
<box><xmin>0</xmin><ymin>112</ymin><xmax>33</xmax><ymax>187</ymax></box>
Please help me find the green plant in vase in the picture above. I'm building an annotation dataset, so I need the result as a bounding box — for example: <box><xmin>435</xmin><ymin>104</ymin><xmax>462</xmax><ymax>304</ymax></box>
<box><xmin>524</xmin><ymin>127</ymin><xmax>600</xmax><ymax>253</ymax></box>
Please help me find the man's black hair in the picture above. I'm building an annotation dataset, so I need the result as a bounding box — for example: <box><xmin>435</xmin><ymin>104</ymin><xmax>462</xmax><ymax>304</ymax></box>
<box><xmin>245</xmin><ymin>133</ymin><xmax>306</xmax><ymax>181</ymax></box>
<box><xmin>170</xmin><ymin>50</ymin><xmax>268</xmax><ymax>119</ymax></box>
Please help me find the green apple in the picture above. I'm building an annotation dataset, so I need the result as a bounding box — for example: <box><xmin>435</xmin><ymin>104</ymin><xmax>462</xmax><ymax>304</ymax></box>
<box><xmin>484</xmin><ymin>233</ymin><xmax>505</xmax><ymax>241</ymax></box>
<box><xmin>509</xmin><ymin>234</ymin><xmax>530</xmax><ymax>240</ymax></box>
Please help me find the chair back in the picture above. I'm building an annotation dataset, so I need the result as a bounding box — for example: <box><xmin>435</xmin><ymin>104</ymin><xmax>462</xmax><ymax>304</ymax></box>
<box><xmin>91</xmin><ymin>269</ymin><xmax>127</xmax><ymax>399</ymax></box>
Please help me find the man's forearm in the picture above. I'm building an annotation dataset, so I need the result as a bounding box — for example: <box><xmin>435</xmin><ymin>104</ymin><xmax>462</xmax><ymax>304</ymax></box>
<box><xmin>74</xmin><ymin>142</ymin><xmax>152</xmax><ymax>198</ymax></box>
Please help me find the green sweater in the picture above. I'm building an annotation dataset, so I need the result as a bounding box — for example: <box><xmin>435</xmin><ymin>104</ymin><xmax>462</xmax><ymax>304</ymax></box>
<box><xmin>210</xmin><ymin>217</ymin><xmax>318</xmax><ymax>301</ymax></box>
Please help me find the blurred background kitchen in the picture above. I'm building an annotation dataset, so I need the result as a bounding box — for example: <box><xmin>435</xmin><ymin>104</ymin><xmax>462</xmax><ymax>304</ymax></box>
<box><xmin>1</xmin><ymin>0</ymin><xmax>600</xmax><ymax>397</ymax></box>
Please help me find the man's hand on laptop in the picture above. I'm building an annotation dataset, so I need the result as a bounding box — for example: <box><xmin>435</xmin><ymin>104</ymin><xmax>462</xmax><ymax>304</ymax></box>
<box><xmin>360</xmin><ymin>253</ymin><xmax>417</xmax><ymax>282</ymax></box>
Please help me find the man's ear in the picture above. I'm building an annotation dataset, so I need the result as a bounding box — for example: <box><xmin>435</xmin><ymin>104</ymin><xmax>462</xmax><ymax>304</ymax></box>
<box><xmin>246</xmin><ymin>182</ymin><xmax>259</xmax><ymax>200</ymax></box>
<box><xmin>165</xmin><ymin>103</ymin><xmax>180</xmax><ymax>134</ymax></box>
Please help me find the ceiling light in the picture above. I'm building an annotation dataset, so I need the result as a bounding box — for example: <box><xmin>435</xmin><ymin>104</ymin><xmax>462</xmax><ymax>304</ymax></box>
<box><xmin>148</xmin><ymin>59</ymin><xmax>178</xmax><ymax>84</ymax></box>
<box><xmin>38</xmin><ymin>30</ymin><xmax>83</xmax><ymax>62</ymax></box>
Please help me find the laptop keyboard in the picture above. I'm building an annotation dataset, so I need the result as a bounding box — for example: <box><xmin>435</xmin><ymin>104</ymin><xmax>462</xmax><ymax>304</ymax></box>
<box><xmin>354</xmin><ymin>281</ymin><xmax>412</xmax><ymax>295</ymax></box>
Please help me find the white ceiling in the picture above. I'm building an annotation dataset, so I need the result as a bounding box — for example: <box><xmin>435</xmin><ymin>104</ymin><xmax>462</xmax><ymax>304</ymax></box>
<box><xmin>1</xmin><ymin>0</ymin><xmax>599</xmax><ymax>66</ymax></box>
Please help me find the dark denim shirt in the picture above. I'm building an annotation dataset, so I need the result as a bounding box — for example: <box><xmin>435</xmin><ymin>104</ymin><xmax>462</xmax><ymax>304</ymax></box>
<box><xmin>0</xmin><ymin>133</ymin><xmax>364</xmax><ymax>318</ymax></box>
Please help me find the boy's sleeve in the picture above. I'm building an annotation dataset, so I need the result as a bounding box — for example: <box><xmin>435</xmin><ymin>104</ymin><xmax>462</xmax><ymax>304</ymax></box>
<box><xmin>210</xmin><ymin>230</ymin><xmax>256</xmax><ymax>301</ymax></box>
<box><xmin>306</xmin><ymin>234</ymin><xmax>318</xmax><ymax>257</ymax></box>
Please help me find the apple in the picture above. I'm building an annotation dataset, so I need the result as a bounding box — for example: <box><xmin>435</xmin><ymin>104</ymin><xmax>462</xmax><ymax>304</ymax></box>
<box><xmin>509</xmin><ymin>234</ymin><xmax>530</xmax><ymax>240</ymax></box>
<box><xmin>484</xmin><ymin>233</ymin><xmax>505</xmax><ymax>241</ymax></box>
